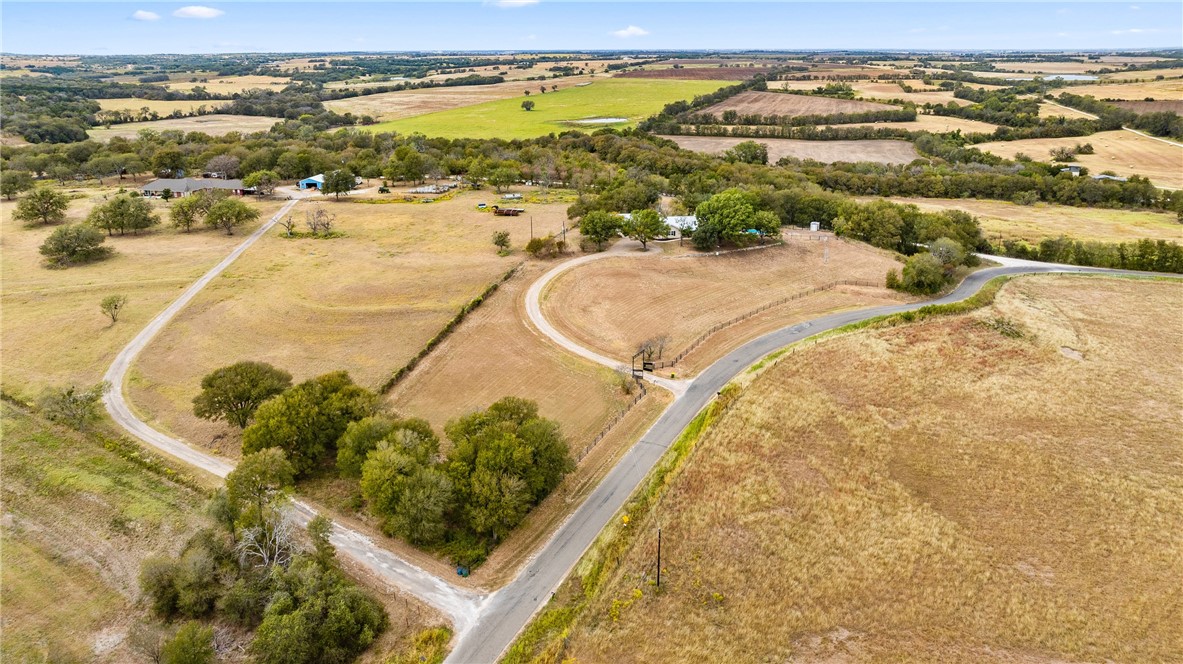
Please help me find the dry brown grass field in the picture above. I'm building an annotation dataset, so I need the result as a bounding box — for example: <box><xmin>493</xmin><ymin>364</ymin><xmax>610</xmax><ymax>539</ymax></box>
<box><xmin>164</xmin><ymin>74</ymin><xmax>291</xmax><ymax>94</ymax></box>
<box><xmin>324</xmin><ymin>75</ymin><xmax>595</xmax><ymax>121</ymax></box>
<box><xmin>773</xmin><ymin>79</ymin><xmax>1005</xmax><ymax>105</ymax></box>
<box><xmin>825</xmin><ymin>113</ymin><xmax>1002</xmax><ymax>134</ymax></box>
<box><xmin>387</xmin><ymin>262</ymin><xmax>631</xmax><ymax>449</ymax></box>
<box><xmin>668</xmin><ymin>135</ymin><xmax>920</xmax><ymax>165</ymax></box>
<box><xmin>559</xmin><ymin>275</ymin><xmax>1183</xmax><ymax>663</ymax></box>
<box><xmin>0</xmin><ymin>186</ymin><xmax>283</xmax><ymax>402</ymax></box>
<box><xmin>977</xmin><ymin>129</ymin><xmax>1183</xmax><ymax>189</ymax></box>
<box><xmin>700</xmin><ymin>90</ymin><xmax>899</xmax><ymax>118</ymax></box>
<box><xmin>96</xmin><ymin>98</ymin><xmax>228</xmax><ymax>115</ymax></box>
<box><xmin>1110</xmin><ymin>99</ymin><xmax>1183</xmax><ymax>114</ymax></box>
<box><xmin>125</xmin><ymin>190</ymin><xmax>572</xmax><ymax>458</ymax></box>
<box><xmin>1038</xmin><ymin>101</ymin><xmax>1096</xmax><ymax>119</ymax></box>
<box><xmin>542</xmin><ymin>239</ymin><xmax>903</xmax><ymax>370</ymax></box>
<box><xmin>617</xmin><ymin>67</ymin><xmax>776</xmax><ymax>81</ymax></box>
<box><xmin>1100</xmin><ymin>67</ymin><xmax>1183</xmax><ymax>80</ymax></box>
<box><xmin>87</xmin><ymin>115</ymin><xmax>278</xmax><ymax>141</ymax></box>
<box><xmin>1063</xmin><ymin>77</ymin><xmax>1183</xmax><ymax>100</ymax></box>
<box><xmin>868</xmin><ymin>196</ymin><xmax>1183</xmax><ymax>244</ymax></box>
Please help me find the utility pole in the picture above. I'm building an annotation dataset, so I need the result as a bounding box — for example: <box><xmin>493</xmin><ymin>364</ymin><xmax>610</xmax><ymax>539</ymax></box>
<box><xmin>530</xmin><ymin>215</ymin><xmax>534</xmax><ymax>240</ymax></box>
<box><xmin>653</xmin><ymin>527</ymin><xmax>662</xmax><ymax>584</ymax></box>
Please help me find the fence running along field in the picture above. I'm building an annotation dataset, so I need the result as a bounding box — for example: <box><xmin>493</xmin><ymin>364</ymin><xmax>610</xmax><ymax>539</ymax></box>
<box><xmin>651</xmin><ymin>278</ymin><xmax>883</xmax><ymax>370</ymax></box>
<box><xmin>574</xmin><ymin>381</ymin><xmax>648</xmax><ymax>463</ymax></box>
<box><xmin>379</xmin><ymin>263</ymin><xmax>523</xmax><ymax>393</ymax></box>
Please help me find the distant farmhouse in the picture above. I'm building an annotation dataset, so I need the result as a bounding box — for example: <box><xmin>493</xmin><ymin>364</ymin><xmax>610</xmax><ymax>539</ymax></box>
<box><xmin>298</xmin><ymin>174</ymin><xmax>326</xmax><ymax>191</ymax></box>
<box><xmin>141</xmin><ymin>178</ymin><xmax>250</xmax><ymax>198</ymax></box>
<box><xmin>299</xmin><ymin>173</ymin><xmax>365</xmax><ymax>191</ymax></box>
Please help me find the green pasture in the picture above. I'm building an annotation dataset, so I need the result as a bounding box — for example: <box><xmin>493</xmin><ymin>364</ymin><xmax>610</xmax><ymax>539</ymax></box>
<box><xmin>367</xmin><ymin>77</ymin><xmax>739</xmax><ymax>140</ymax></box>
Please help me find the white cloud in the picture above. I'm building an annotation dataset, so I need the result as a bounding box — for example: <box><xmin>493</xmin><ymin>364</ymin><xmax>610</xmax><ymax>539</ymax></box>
<box><xmin>1111</xmin><ymin>27</ymin><xmax>1157</xmax><ymax>34</ymax></box>
<box><xmin>173</xmin><ymin>6</ymin><xmax>224</xmax><ymax>19</ymax></box>
<box><xmin>908</xmin><ymin>27</ymin><xmax>926</xmax><ymax>34</ymax></box>
<box><xmin>612</xmin><ymin>25</ymin><xmax>649</xmax><ymax>38</ymax></box>
<box><xmin>1130</xmin><ymin>5</ymin><xmax>1141</xmax><ymax>9</ymax></box>
<box><xmin>131</xmin><ymin>9</ymin><xmax>160</xmax><ymax>21</ymax></box>
<box><xmin>495</xmin><ymin>0</ymin><xmax>539</xmax><ymax>7</ymax></box>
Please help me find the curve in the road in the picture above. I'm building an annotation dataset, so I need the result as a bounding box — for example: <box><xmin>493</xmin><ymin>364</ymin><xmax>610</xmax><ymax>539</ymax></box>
<box><xmin>446</xmin><ymin>257</ymin><xmax>1164</xmax><ymax>663</ymax></box>
<box><xmin>100</xmin><ymin>195</ymin><xmax>486</xmax><ymax>631</ymax></box>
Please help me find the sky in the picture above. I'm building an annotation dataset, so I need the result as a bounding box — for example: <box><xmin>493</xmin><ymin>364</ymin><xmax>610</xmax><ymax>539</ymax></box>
<box><xmin>1</xmin><ymin>1</ymin><xmax>1180</xmax><ymax>55</ymax></box>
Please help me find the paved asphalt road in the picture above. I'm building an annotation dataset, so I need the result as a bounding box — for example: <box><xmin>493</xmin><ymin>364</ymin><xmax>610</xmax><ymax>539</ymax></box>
<box><xmin>446</xmin><ymin>260</ymin><xmax>1159</xmax><ymax>663</ymax></box>
<box><xmin>98</xmin><ymin>203</ymin><xmax>1164</xmax><ymax>664</ymax></box>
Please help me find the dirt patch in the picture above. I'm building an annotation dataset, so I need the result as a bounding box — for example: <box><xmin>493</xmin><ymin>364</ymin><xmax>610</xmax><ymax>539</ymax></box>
<box><xmin>617</xmin><ymin>67</ymin><xmax>775</xmax><ymax>81</ymax></box>
<box><xmin>701</xmin><ymin>90</ymin><xmax>899</xmax><ymax>118</ymax></box>
<box><xmin>542</xmin><ymin>239</ymin><xmax>903</xmax><ymax>370</ymax></box>
<box><xmin>667</xmin><ymin>134</ymin><xmax>920</xmax><ymax>165</ymax></box>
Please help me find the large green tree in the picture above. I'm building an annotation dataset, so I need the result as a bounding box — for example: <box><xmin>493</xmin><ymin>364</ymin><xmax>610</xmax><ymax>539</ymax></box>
<box><xmin>693</xmin><ymin>189</ymin><xmax>779</xmax><ymax>250</ymax></box>
<box><xmin>14</xmin><ymin>187</ymin><xmax>69</xmax><ymax>226</ymax></box>
<box><xmin>336</xmin><ymin>415</ymin><xmax>437</xmax><ymax>478</ymax></box>
<box><xmin>622</xmin><ymin>209</ymin><xmax>669</xmax><ymax>249</ymax></box>
<box><xmin>444</xmin><ymin>397</ymin><xmax>572</xmax><ymax>542</ymax></box>
<box><xmin>192</xmin><ymin>361</ymin><xmax>292</xmax><ymax>429</ymax></box>
<box><xmin>39</xmin><ymin>224</ymin><xmax>111</xmax><ymax>266</ymax></box>
<box><xmin>87</xmin><ymin>194</ymin><xmax>160</xmax><ymax>236</ymax></box>
<box><xmin>226</xmin><ymin>448</ymin><xmax>296</xmax><ymax>525</ymax></box>
<box><xmin>205</xmin><ymin>197</ymin><xmax>260</xmax><ymax>235</ymax></box>
<box><xmin>578</xmin><ymin>210</ymin><xmax>621</xmax><ymax>251</ymax></box>
<box><xmin>360</xmin><ymin>441</ymin><xmax>452</xmax><ymax>545</ymax></box>
<box><xmin>161</xmin><ymin>622</ymin><xmax>215</xmax><ymax>664</ymax></box>
<box><xmin>243</xmin><ymin>169</ymin><xmax>280</xmax><ymax>196</ymax></box>
<box><xmin>1</xmin><ymin>170</ymin><xmax>34</xmax><ymax>200</ymax></box>
<box><xmin>321</xmin><ymin>169</ymin><xmax>355</xmax><ymax>200</ymax></box>
<box><xmin>242</xmin><ymin>371</ymin><xmax>377</xmax><ymax>476</ymax></box>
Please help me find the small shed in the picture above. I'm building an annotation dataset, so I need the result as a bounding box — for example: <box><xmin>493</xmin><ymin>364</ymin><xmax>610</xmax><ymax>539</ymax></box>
<box><xmin>298</xmin><ymin>174</ymin><xmax>325</xmax><ymax>190</ymax></box>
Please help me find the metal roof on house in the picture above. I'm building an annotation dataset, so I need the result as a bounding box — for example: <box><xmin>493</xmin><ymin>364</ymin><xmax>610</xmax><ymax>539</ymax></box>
<box><xmin>300</xmin><ymin>174</ymin><xmax>326</xmax><ymax>184</ymax></box>
<box><xmin>142</xmin><ymin>178</ymin><xmax>244</xmax><ymax>193</ymax></box>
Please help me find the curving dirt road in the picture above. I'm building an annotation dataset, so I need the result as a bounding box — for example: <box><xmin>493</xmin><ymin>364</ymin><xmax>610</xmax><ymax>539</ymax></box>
<box><xmin>100</xmin><ymin>204</ymin><xmax>1168</xmax><ymax>664</ymax></box>
<box><xmin>100</xmin><ymin>193</ymin><xmax>487</xmax><ymax>631</ymax></box>
<box><xmin>445</xmin><ymin>253</ymin><xmax>1165</xmax><ymax>663</ymax></box>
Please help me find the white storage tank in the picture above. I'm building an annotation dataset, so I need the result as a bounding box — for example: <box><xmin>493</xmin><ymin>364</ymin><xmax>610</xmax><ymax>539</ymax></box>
<box><xmin>810</xmin><ymin>222</ymin><xmax>820</xmax><ymax>232</ymax></box>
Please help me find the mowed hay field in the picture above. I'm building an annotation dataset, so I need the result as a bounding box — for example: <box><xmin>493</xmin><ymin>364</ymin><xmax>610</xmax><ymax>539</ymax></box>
<box><xmin>668</xmin><ymin>135</ymin><xmax>919</xmax><ymax>165</ymax></box>
<box><xmin>874</xmin><ymin>196</ymin><xmax>1183</xmax><ymax>244</ymax></box>
<box><xmin>701</xmin><ymin>90</ymin><xmax>899</xmax><ymax>117</ymax></box>
<box><xmin>977</xmin><ymin>129</ymin><xmax>1183</xmax><ymax>189</ymax></box>
<box><xmin>1063</xmin><ymin>78</ymin><xmax>1183</xmax><ymax>101</ymax></box>
<box><xmin>1110</xmin><ymin>99</ymin><xmax>1183</xmax><ymax>114</ymax></box>
<box><xmin>558</xmin><ymin>276</ymin><xmax>1183</xmax><ymax>663</ymax></box>
<box><xmin>97</xmin><ymin>97</ymin><xmax>228</xmax><ymax>115</ymax></box>
<box><xmin>774</xmin><ymin>79</ymin><xmax>1005</xmax><ymax>105</ymax></box>
<box><xmin>542</xmin><ymin>239</ymin><xmax>902</xmax><ymax>369</ymax></box>
<box><xmin>828</xmin><ymin>113</ymin><xmax>1002</xmax><ymax>134</ymax></box>
<box><xmin>367</xmin><ymin>78</ymin><xmax>739</xmax><ymax>140</ymax></box>
<box><xmin>88</xmin><ymin>114</ymin><xmax>278</xmax><ymax>141</ymax></box>
<box><xmin>325</xmin><ymin>75</ymin><xmax>598</xmax><ymax>121</ymax></box>
<box><xmin>0</xmin><ymin>188</ymin><xmax>284</xmax><ymax>401</ymax></box>
<box><xmin>388</xmin><ymin>262</ymin><xmax>630</xmax><ymax>449</ymax></box>
<box><xmin>126</xmin><ymin>191</ymin><xmax>573</xmax><ymax>456</ymax></box>
<box><xmin>164</xmin><ymin>74</ymin><xmax>290</xmax><ymax>94</ymax></box>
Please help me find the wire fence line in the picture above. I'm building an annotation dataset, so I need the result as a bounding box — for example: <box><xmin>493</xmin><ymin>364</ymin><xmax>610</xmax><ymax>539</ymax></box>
<box><xmin>651</xmin><ymin>278</ymin><xmax>882</xmax><ymax>370</ymax></box>
<box><xmin>575</xmin><ymin>381</ymin><xmax>649</xmax><ymax>463</ymax></box>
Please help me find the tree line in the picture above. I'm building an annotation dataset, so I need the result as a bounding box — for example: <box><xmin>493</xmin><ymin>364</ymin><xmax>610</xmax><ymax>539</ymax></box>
<box><xmin>190</xmin><ymin>362</ymin><xmax>575</xmax><ymax>568</ymax></box>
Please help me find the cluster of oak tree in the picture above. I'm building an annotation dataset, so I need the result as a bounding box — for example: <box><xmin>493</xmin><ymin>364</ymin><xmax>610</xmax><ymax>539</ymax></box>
<box><xmin>192</xmin><ymin>362</ymin><xmax>574</xmax><ymax>566</ymax></box>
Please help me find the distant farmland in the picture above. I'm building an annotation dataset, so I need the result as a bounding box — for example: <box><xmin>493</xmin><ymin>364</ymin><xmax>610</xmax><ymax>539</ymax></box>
<box><xmin>87</xmin><ymin>114</ymin><xmax>277</xmax><ymax>141</ymax></box>
<box><xmin>617</xmin><ymin>66</ymin><xmax>776</xmax><ymax>80</ymax></box>
<box><xmin>366</xmin><ymin>78</ymin><xmax>740</xmax><ymax>140</ymax></box>
<box><xmin>669</xmin><ymin>135</ymin><xmax>920</xmax><ymax>165</ymax></box>
<box><xmin>701</xmin><ymin>90</ymin><xmax>900</xmax><ymax>117</ymax></box>
<box><xmin>1109</xmin><ymin>100</ymin><xmax>1183</xmax><ymax>115</ymax></box>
